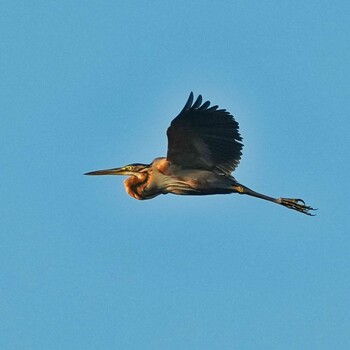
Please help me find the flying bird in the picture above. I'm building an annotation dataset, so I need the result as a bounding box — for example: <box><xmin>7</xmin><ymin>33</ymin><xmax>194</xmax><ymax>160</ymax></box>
<box><xmin>85</xmin><ymin>92</ymin><xmax>315</xmax><ymax>215</ymax></box>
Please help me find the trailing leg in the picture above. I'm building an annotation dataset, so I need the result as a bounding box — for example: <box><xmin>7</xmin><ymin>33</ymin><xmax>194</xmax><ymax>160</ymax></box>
<box><xmin>233</xmin><ymin>184</ymin><xmax>316</xmax><ymax>216</ymax></box>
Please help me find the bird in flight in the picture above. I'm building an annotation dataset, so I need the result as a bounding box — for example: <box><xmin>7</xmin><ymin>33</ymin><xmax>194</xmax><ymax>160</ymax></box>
<box><xmin>85</xmin><ymin>92</ymin><xmax>315</xmax><ymax>215</ymax></box>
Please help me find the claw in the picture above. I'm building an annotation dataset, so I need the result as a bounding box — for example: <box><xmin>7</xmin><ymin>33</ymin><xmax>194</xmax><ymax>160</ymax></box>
<box><xmin>278</xmin><ymin>197</ymin><xmax>316</xmax><ymax>216</ymax></box>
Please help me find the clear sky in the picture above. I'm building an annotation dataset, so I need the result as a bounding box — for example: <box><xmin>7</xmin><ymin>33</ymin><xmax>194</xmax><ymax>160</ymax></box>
<box><xmin>1</xmin><ymin>1</ymin><xmax>349</xmax><ymax>349</ymax></box>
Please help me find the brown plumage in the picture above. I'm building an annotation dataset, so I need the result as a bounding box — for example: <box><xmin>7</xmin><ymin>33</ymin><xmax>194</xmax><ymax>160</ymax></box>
<box><xmin>85</xmin><ymin>92</ymin><xmax>315</xmax><ymax>215</ymax></box>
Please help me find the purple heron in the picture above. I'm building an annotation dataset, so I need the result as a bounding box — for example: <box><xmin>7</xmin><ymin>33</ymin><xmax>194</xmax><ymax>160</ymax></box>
<box><xmin>85</xmin><ymin>92</ymin><xmax>315</xmax><ymax>215</ymax></box>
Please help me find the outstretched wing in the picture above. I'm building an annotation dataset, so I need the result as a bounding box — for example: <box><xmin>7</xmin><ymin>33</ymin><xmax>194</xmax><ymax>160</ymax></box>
<box><xmin>166</xmin><ymin>92</ymin><xmax>243</xmax><ymax>175</ymax></box>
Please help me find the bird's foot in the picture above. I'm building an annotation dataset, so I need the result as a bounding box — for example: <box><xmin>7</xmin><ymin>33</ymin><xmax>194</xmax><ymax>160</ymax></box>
<box><xmin>277</xmin><ymin>198</ymin><xmax>316</xmax><ymax>216</ymax></box>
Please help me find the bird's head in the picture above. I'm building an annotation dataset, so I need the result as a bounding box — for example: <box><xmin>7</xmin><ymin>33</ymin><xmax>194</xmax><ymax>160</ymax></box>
<box><xmin>84</xmin><ymin>163</ymin><xmax>150</xmax><ymax>178</ymax></box>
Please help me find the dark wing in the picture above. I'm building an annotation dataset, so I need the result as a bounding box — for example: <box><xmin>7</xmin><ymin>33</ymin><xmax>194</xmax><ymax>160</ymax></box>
<box><xmin>166</xmin><ymin>92</ymin><xmax>243</xmax><ymax>175</ymax></box>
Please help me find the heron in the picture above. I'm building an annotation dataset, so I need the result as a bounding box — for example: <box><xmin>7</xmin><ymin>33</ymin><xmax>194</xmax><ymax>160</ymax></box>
<box><xmin>85</xmin><ymin>92</ymin><xmax>315</xmax><ymax>215</ymax></box>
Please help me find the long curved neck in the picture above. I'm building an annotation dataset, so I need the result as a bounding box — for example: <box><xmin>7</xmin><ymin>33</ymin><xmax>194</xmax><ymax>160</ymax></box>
<box><xmin>124</xmin><ymin>170</ymin><xmax>157</xmax><ymax>200</ymax></box>
<box><xmin>124</xmin><ymin>173</ymin><xmax>147</xmax><ymax>200</ymax></box>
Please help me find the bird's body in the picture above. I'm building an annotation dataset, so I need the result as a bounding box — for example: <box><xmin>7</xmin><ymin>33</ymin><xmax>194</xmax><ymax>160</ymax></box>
<box><xmin>124</xmin><ymin>157</ymin><xmax>239</xmax><ymax>200</ymax></box>
<box><xmin>86</xmin><ymin>93</ymin><xmax>315</xmax><ymax>215</ymax></box>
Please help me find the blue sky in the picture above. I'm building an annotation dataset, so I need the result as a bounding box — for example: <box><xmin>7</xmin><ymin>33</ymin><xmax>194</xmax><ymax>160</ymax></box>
<box><xmin>1</xmin><ymin>1</ymin><xmax>349</xmax><ymax>349</ymax></box>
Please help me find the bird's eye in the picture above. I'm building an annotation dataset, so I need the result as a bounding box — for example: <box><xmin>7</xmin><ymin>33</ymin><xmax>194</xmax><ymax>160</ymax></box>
<box><xmin>125</xmin><ymin>166</ymin><xmax>133</xmax><ymax>171</ymax></box>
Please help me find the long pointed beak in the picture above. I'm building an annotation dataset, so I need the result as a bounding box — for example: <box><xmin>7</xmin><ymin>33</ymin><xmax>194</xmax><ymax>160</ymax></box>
<box><xmin>84</xmin><ymin>167</ymin><xmax>127</xmax><ymax>176</ymax></box>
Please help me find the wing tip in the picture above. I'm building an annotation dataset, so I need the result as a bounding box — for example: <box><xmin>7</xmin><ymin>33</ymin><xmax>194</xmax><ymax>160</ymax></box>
<box><xmin>185</xmin><ymin>92</ymin><xmax>211</xmax><ymax>111</ymax></box>
<box><xmin>192</xmin><ymin>94</ymin><xmax>202</xmax><ymax>109</ymax></box>
<box><xmin>180</xmin><ymin>91</ymin><xmax>231</xmax><ymax>115</ymax></box>
<box><xmin>187</xmin><ymin>91</ymin><xmax>194</xmax><ymax>108</ymax></box>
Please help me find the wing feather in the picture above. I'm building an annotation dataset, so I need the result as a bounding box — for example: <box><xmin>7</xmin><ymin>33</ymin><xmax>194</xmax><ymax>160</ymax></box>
<box><xmin>166</xmin><ymin>92</ymin><xmax>243</xmax><ymax>175</ymax></box>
